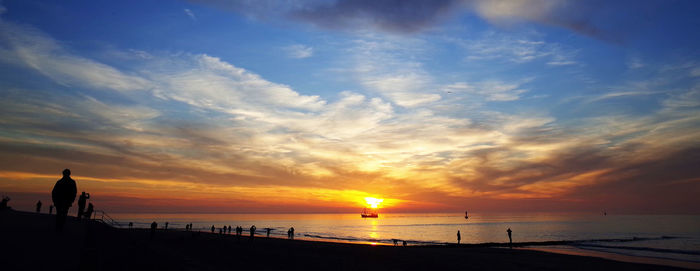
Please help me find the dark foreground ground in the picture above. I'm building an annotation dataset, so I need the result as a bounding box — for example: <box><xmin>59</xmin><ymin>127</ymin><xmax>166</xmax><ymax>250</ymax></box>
<box><xmin>0</xmin><ymin>210</ymin><xmax>690</xmax><ymax>271</ymax></box>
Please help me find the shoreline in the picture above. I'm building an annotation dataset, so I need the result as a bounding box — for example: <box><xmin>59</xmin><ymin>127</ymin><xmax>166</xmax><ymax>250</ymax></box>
<box><xmin>1</xmin><ymin>210</ymin><xmax>693</xmax><ymax>270</ymax></box>
<box><xmin>522</xmin><ymin>246</ymin><xmax>700</xmax><ymax>270</ymax></box>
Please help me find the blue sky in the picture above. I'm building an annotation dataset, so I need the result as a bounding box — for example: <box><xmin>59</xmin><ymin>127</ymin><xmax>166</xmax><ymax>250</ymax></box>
<box><xmin>1</xmin><ymin>0</ymin><xmax>699</xmax><ymax>213</ymax></box>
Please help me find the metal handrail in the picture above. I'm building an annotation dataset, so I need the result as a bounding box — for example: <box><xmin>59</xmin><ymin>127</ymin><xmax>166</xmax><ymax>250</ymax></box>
<box><xmin>93</xmin><ymin>209</ymin><xmax>122</xmax><ymax>227</ymax></box>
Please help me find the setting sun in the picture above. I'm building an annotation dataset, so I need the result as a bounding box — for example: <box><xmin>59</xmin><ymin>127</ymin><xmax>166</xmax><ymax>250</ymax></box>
<box><xmin>364</xmin><ymin>197</ymin><xmax>384</xmax><ymax>208</ymax></box>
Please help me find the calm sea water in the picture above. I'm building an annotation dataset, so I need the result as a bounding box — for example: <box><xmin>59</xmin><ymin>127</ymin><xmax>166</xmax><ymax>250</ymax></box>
<box><xmin>108</xmin><ymin>212</ymin><xmax>700</xmax><ymax>264</ymax></box>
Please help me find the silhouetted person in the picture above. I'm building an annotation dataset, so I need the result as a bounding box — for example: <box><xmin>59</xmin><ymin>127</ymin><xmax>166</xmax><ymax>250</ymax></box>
<box><xmin>402</xmin><ymin>241</ymin><xmax>407</xmax><ymax>247</ymax></box>
<box><xmin>129</xmin><ymin>222</ymin><xmax>133</xmax><ymax>229</ymax></box>
<box><xmin>49</xmin><ymin>204</ymin><xmax>54</xmax><ymax>215</ymax></box>
<box><xmin>266</xmin><ymin>228</ymin><xmax>271</xmax><ymax>237</ymax></box>
<box><xmin>36</xmin><ymin>200</ymin><xmax>42</xmax><ymax>213</ymax></box>
<box><xmin>52</xmin><ymin>169</ymin><xmax>77</xmax><ymax>232</ymax></box>
<box><xmin>228</xmin><ymin>225</ymin><xmax>232</xmax><ymax>234</ymax></box>
<box><xmin>150</xmin><ymin>221</ymin><xmax>157</xmax><ymax>239</ymax></box>
<box><xmin>250</xmin><ymin>225</ymin><xmax>256</xmax><ymax>238</ymax></box>
<box><xmin>77</xmin><ymin>192</ymin><xmax>90</xmax><ymax>218</ymax></box>
<box><xmin>211</xmin><ymin>225</ymin><xmax>215</xmax><ymax>233</ymax></box>
<box><xmin>290</xmin><ymin>227</ymin><xmax>294</xmax><ymax>240</ymax></box>
<box><xmin>507</xmin><ymin>228</ymin><xmax>512</xmax><ymax>247</ymax></box>
<box><xmin>0</xmin><ymin>196</ymin><xmax>9</xmax><ymax>210</ymax></box>
<box><xmin>165</xmin><ymin>222</ymin><xmax>169</xmax><ymax>230</ymax></box>
<box><xmin>84</xmin><ymin>203</ymin><xmax>93</xmax><ymax>219</ymax></box>
<box><xmin>457</xmin><ymin>230</ymin><xmax>461</xmax><ymax>244</ymax></box>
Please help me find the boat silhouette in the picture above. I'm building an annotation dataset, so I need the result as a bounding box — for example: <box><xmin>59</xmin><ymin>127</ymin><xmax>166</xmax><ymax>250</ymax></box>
<box><xmin>361</xmin><ymin>208</ymin><xmax>378</xmax><ymax>218</ymax></box>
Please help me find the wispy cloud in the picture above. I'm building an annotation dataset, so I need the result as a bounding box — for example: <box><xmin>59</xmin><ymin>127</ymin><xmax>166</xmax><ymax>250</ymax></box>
<box><xmin>345</xmin><ymin>37</ymin><xmax>441</xmax><ymax>107</ymax></box>
<box><xmin>283</xmin><ymin>44</ymin><xmax>313</xmax><ymax>59</ymax></box>
<box><xmin>442</xmin><ymin>80</ymin><xmax>529</xmax><ymax>101</ymax></box>
<box><xmin>455</xmin><ymin>31</ymin><xmax>577</xmax><ymax>65</ymax></box>
<box><xmin>183</xmin><ymin>8</ymin><xmax>197</xmax><ymax>21</ymax></box>
<box><xmin>0</xmin><ymin>20</ymin><xmax>151</xmax><ymax>92</ymax></box>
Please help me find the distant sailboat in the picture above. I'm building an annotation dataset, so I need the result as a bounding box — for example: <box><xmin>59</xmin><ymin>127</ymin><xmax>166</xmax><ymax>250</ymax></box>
<box><xmin>464</xmin><ymin>211</ymin><xmax>469</xmax><ymax>219</ymax></box>
<box><xmin>361</xmin><ymin>208</ymin><xmax>378</xmax><ymax>218</ymax></box>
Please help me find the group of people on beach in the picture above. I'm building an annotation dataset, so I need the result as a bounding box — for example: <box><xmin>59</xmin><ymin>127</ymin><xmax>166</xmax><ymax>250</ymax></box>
<box><xmin>42</xmin><ymin>169</ymin><xmax>518</xmax><ymax>246</ymax></box>
<box><xmin>200</xmin><ymin>225</ymin><xmax>294</xmax><ymax>240</ymax></box>
<box><xmin>48</xmin><ymin>169</ymin><xmax>96</xmax><ymax>231</ymax></box>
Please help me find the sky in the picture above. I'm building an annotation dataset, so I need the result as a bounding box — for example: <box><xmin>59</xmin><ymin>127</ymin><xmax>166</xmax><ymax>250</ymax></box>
<box><xmin>1</xmin><ymin>0</ymin><xmax>699</xmax><ymax>214</ymax></box>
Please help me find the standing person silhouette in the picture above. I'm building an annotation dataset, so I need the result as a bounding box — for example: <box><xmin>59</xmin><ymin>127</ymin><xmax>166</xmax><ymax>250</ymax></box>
<box><xmin>457</xmin><ymin>230</ymin><xmax>461</xmax><ymax>244</ymax></box>
<box><xmin>77</xmin><ymin>192</ymin><xmax>90</xmax><ymax>218</ymax></box>
<box><xmin>35</xmin><ymin>200</ymin><xmax>42</xmax><ymax>213</ymax></box>
<box><xmin>507</xmin><ymin>228</ymin><xmax>512</xmax><ymax>247</ymax></box>
<box><xmin>52</xmin><ymin>169</ymin><xmax>77</xmax><ymax>232</ymax></box>
<box><xmin>250</xmin><ymin>225</ymin><xmax>256</xmax><ymax>238</ymax></box>
<box><xmin>84</xmin><ymin>203</ymin><xmax>94</xmax><ymax>219</ymax></box>
<box><xmin>150</xmin><ymin>221</ymin><xmax>157</xmax><ymax>239</ymax></box>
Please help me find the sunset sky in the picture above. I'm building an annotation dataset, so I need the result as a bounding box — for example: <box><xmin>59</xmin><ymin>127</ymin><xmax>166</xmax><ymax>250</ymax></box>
<box><xmin>1</xmin><ymin>0</ymin><xmax>699</xmax><ymax>214</ymax></box>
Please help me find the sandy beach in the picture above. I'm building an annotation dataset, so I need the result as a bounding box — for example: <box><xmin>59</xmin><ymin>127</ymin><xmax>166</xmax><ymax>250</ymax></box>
<box><xmin>0</xmin><ymin>210</ymin><xmax>691</xmax><ymax>271</ymax></box>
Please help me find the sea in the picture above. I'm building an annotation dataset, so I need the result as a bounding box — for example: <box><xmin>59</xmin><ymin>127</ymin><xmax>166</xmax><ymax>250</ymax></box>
<box><xmin>108</xmin><ymin>212</ymin><xmax>700</xmax><ymax>268</ymax></box>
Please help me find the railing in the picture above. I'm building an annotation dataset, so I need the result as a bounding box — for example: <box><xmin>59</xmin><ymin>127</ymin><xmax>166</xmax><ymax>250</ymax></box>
<box><xmin>93</xmin><ymin>210</ymin><xmax>122</xmax><ymax>227</ymax></box>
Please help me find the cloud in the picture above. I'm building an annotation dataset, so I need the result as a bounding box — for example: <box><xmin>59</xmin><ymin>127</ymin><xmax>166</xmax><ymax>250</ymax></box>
<box><xmin>443</xmin><ymin>80</ymin><xmax>528</xmax><ymax>101</ymax></box>
<box><xmin>183</xmin><ymin>8</ymin><xmax>197</xmax><ymax>21</ymax></box>
<box><xmin>283</xmin><ymin>44</ymin><xmax>313</xmax><ymax>59</ymax></box>
<box><xmin>345</xmin><ymin>37</ymin><xmax>441</xmax><ymax>107</ymax></box>
<box><xmin>456</xmin><ymin>31</ymin><xmax>577</xmax><ymax>65</ymax></box>
<box><xmin>2</xmin><ymin>18</ymin><xmax>700</xmax><ymax>213</ymax></box>
<box><xmin>153</xmin><ymin>54</ymin><xmax>326</xmax><ymax>111</ymax></box>
<box><xmin>0</xmin><ymin>20</ymin><xmax>152</xmax><ymax>92</ymax></box>
<box><xmin>627</xmin><ymin>57</ymin><xmax>645</xmax><ymax>69</ymax></box>
<box><xmin>191</xmin><ymin>0</ymin><xmax>671</xmax><ymax>42</ymax></box>
<box><xmin>290</xmin><ymin>0</ymin><xmax>460</xmax><ymax>33</ymax></box>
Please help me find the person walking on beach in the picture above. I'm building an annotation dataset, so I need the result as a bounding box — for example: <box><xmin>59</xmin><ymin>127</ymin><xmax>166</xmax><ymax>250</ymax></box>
<box><xmin>150</xmin><ymin>221</ymin><xmax>157</xmax><ymax>239</ymax></box>
<box><xmin>290</xmin><ymin>227</ymin><xmax>294</xmax><ymax>239</ymax></box>
<box><xmin>507</xmin><ymin>228</ymin><xmax>512</xmax><ymax>247</ymax></box>
<box><xmin>228</xmin><ymin>225</ymin><xmax>232</xmax><ymax>234</ymax></box>
<box><xmin>457</xmin><ymin>230</ymin><xmax>461</xmax><ymax>244</ymax></box>
<box><xmin>52</xmin><ymin>169</ymin><xmax>77</xmax><ymax>232</ymax></box>
<box><xmin>211</xmin><ymin>225</ymin><xmax>215</xmax><ymax>233</ymax></box>
<box><xmin>266</xmin><ymin>228</ymin><xmax>271</xmax><ymax>237</ymax></box>
<box><xmin>77</xmin><ymin>192</ymin><xmax>89</xmax><ymax>218</ymax></box>
<box><xmin>250</xmin><ymin>225</ymin><xmax>256</xmax><ymax>238</ymax></box>
<box><xmin>49</xmin><ymin>204</ymin><xmax>53</xmax><ymax>215</ymax></box>
<box><xmin>36</xmin><ymin>200</ymin><xmax>42</xmax><ymax>213</ymax></box>
<box><xmin>129</xmin><ymin>222</ymin><xmax>133</xmax><ymax>229</ymax></box>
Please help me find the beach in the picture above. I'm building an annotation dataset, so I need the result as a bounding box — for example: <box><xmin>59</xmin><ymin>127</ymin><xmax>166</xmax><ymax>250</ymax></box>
<box><xmin>0</xmin><ymin>210</ymin><xmax>690</xmax><ymax>271</ymax></box>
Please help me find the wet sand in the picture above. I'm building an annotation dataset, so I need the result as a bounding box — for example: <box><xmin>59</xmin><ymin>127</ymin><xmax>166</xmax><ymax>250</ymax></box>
<box><xmin>0</xmin><ymin>210</ymin><xmax>690</xmax><ymax>271</ymax></box>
